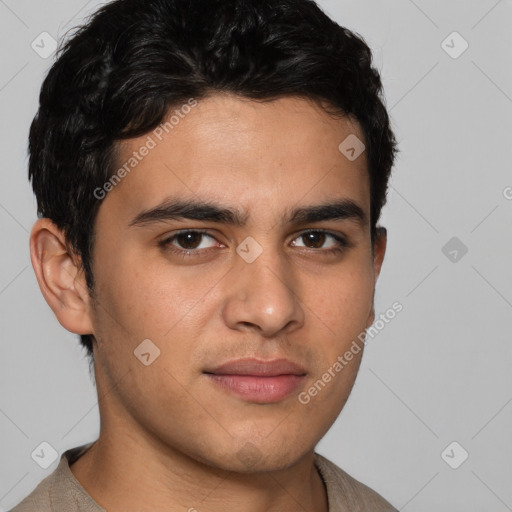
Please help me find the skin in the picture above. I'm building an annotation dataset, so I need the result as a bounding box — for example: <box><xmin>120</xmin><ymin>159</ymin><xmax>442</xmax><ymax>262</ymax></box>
<box><xmin>30</xmin><ymin>93</ymin><xmax>386</xmax><ymax>512</ymax></box>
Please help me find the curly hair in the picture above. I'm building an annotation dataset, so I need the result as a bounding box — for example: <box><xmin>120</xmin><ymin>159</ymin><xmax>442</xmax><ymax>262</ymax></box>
<box><xmin>29</xmin><ymin>0</ymin><xmax>398</xmax><ymax>360</ymax></box>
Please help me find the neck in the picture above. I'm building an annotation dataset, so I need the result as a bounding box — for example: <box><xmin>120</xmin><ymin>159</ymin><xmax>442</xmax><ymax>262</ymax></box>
<box><xmin>70</xmin><ymin>433</ymin><xmax>329</xmax><ymax>512</ymax></box>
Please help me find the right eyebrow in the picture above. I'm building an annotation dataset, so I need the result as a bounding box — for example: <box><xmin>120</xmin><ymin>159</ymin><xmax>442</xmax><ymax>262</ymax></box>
<box><xmin>128</xmin><ymin>198</ymin><xmax>247</xmax><ymax>227</ymax></box>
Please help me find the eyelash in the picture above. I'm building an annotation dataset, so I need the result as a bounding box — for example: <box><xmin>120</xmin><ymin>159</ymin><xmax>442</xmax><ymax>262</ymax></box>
<box><xmin>158</xmin><ymin>229</ymin><xmax>348</xmax><ymax>258</ymax></box>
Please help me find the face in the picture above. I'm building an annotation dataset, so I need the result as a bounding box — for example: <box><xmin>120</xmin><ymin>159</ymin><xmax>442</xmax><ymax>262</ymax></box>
<box><xmin>87</xmin><ymin>93</ymin><xmax>385</xmax><ymax>472</ymax></box>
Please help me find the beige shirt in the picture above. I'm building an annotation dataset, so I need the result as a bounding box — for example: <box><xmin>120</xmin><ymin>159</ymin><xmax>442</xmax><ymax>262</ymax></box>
<box><xmin>11</xmin><ymin>443</ymin><xmax>397</xmax><ymax>511</ymax></box>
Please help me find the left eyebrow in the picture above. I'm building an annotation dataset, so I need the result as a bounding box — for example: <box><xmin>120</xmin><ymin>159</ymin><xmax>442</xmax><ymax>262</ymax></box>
<box><xmin>128</xmin><ymin>197</ymin><xmax>367</xmax><ymax>228</ymax></box>
<box><xmin>287</xmin><ymin>200</ymin><xmax>367</xmax><ymax>227</ymax></box>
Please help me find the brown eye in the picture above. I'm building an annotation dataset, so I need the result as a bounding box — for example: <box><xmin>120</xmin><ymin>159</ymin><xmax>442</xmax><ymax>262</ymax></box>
<box><xmin>301</xmin><ymin>231</ymin><xmax>326</xmax><ymax>249</ymax></box>
<box><xmin>292</xmin><ymin>230</ymin><xmax>347</xmax><ymax>253</ymax></box>
<box><xmin>159</xmin><ymin>230</ymin><xmax>218</xmax><ymax>255</ymax></box>
<box><xmin>174</xmin><ymin>232</ymin><xmax>204</xmax><ymax>249</ymax></box>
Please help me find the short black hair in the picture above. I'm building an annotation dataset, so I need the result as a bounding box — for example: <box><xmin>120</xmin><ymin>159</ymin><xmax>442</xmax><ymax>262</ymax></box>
<box><xmin>29</xmin><ymin>0</ymin><xmax>398</xmax><ymax>361</ymax></box>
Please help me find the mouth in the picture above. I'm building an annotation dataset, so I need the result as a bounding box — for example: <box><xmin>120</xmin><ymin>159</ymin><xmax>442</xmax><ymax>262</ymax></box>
<box><xmin>203</xmin><ymin>358</ymin><xmax>307</xmax><ymax>404</ymax></box>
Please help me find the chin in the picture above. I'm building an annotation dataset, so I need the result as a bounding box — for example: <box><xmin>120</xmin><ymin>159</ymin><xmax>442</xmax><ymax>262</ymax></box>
<box><xmin>198</xmin><ymin>442</ymin><xmax>307</xmax><ymax>474</ymax></box>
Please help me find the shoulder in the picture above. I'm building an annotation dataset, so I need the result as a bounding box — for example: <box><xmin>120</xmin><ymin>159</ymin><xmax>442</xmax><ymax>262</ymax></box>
<box><xmin>314</xmin><ymin>452</ymin><xmax>398</xmax><ymax>512</ymax></box>
<box><xmin>10</xmin><ymin>442</ymin><xmax>102</xmax><ymax>512</ymax></box>
<box><xmin>10</xmin><ymin>464</ymin><xmax>58</xmax><ymax>512</ymax></box>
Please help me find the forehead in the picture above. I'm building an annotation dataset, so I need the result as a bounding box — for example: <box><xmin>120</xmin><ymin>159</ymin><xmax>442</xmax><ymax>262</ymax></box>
<box><xmin>105</xmin><ymin>94</ymin><xmax>370</xmax><ymax>224</ymax></box>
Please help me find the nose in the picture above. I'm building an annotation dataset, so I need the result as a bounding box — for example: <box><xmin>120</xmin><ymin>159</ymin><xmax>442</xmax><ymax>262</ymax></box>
<box><xmin>222</xmin><ymin>247</ymin><xmax>305</xmax><ymax>337</ymax></box>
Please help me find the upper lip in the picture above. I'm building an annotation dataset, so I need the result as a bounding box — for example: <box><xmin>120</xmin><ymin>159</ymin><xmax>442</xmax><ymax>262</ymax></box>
<box><xmin>204</xmin><ymin>358</ymin><xmax>307</xmax><ymax>377</ymax></box>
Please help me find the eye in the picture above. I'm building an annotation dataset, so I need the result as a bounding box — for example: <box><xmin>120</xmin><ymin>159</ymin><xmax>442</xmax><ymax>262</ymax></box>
<box><xmin>159</xmin><ymin>228</ymin><xmax>348</xmax><ymax>258</ymax></box>
<box><xmin>291</xmin><ymin>229</ymin><xmax>348</xmax><ymax>254</ymax></box>
<box><xmin>159</xmin><ymin>230</ymin><xmax>220</xmax><ymax>256</ymax></box>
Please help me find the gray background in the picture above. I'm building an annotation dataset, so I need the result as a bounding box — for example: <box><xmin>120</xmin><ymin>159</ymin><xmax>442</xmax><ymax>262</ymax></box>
<box><xmin>1</xmin><ymin>1</ymin><xmax>511</xmax><ymax>510</ymax></box>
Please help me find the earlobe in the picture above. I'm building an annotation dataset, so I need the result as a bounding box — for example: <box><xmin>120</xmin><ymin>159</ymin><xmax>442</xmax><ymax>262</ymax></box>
<box><xmin>29</xmin><ymin>219</ymin><xmax>94</xmax><ymax>335</ymax></box>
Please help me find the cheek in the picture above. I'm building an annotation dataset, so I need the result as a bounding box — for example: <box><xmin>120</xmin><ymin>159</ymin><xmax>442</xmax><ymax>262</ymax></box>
<box><xmin>307</xmin><ymin>262</ymin><xmax>375</xmax><ymax>339</ymax></box>
<box><xmin>90</xmin><ymin>252</ymin><xmax>226</xmax><ymax>381</ymax></box>
<box><xmin>93</xmin><ymin>251</ymin><xmax>198</xmax><ymax>337</ymax></box>
<box><xmin>299</xmin><ymin>270</ymin><xmax>373</xmax><ymax>426</ymax></box>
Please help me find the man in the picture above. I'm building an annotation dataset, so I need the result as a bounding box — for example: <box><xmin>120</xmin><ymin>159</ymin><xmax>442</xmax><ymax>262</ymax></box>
<box><xmin>12</xmin><ymin>0</ymin><xmax>398</xmax><ymax>510</ymax></box>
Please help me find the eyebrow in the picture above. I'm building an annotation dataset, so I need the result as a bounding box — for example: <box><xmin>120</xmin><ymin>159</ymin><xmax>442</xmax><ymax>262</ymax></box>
<box><xmin>128</xmin><ymin>197</ymin><xmax>367</xmax><ymax>228</ymax></box>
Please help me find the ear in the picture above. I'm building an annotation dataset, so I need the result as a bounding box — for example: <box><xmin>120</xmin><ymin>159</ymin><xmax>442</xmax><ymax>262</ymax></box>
<box><xmin>372</xmin><ymin>226</ymin><xmax>387</xmax><ymax>280</ymax></box>
<box><xmin>366</xmin><ymin>226</ymin><xmax>387</xmax><ymax>328</ymax></box>
<box><xmin>29</xmin><ymin>218</ymin><xmax>94</xmax><ymax>335</ymax></box>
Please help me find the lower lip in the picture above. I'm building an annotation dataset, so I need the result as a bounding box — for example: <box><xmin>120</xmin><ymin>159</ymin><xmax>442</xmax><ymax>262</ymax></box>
<box><xmin>205</xmin><ymin>374</ymin><xmax>305</xmax><ymax>403</ymax></box>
